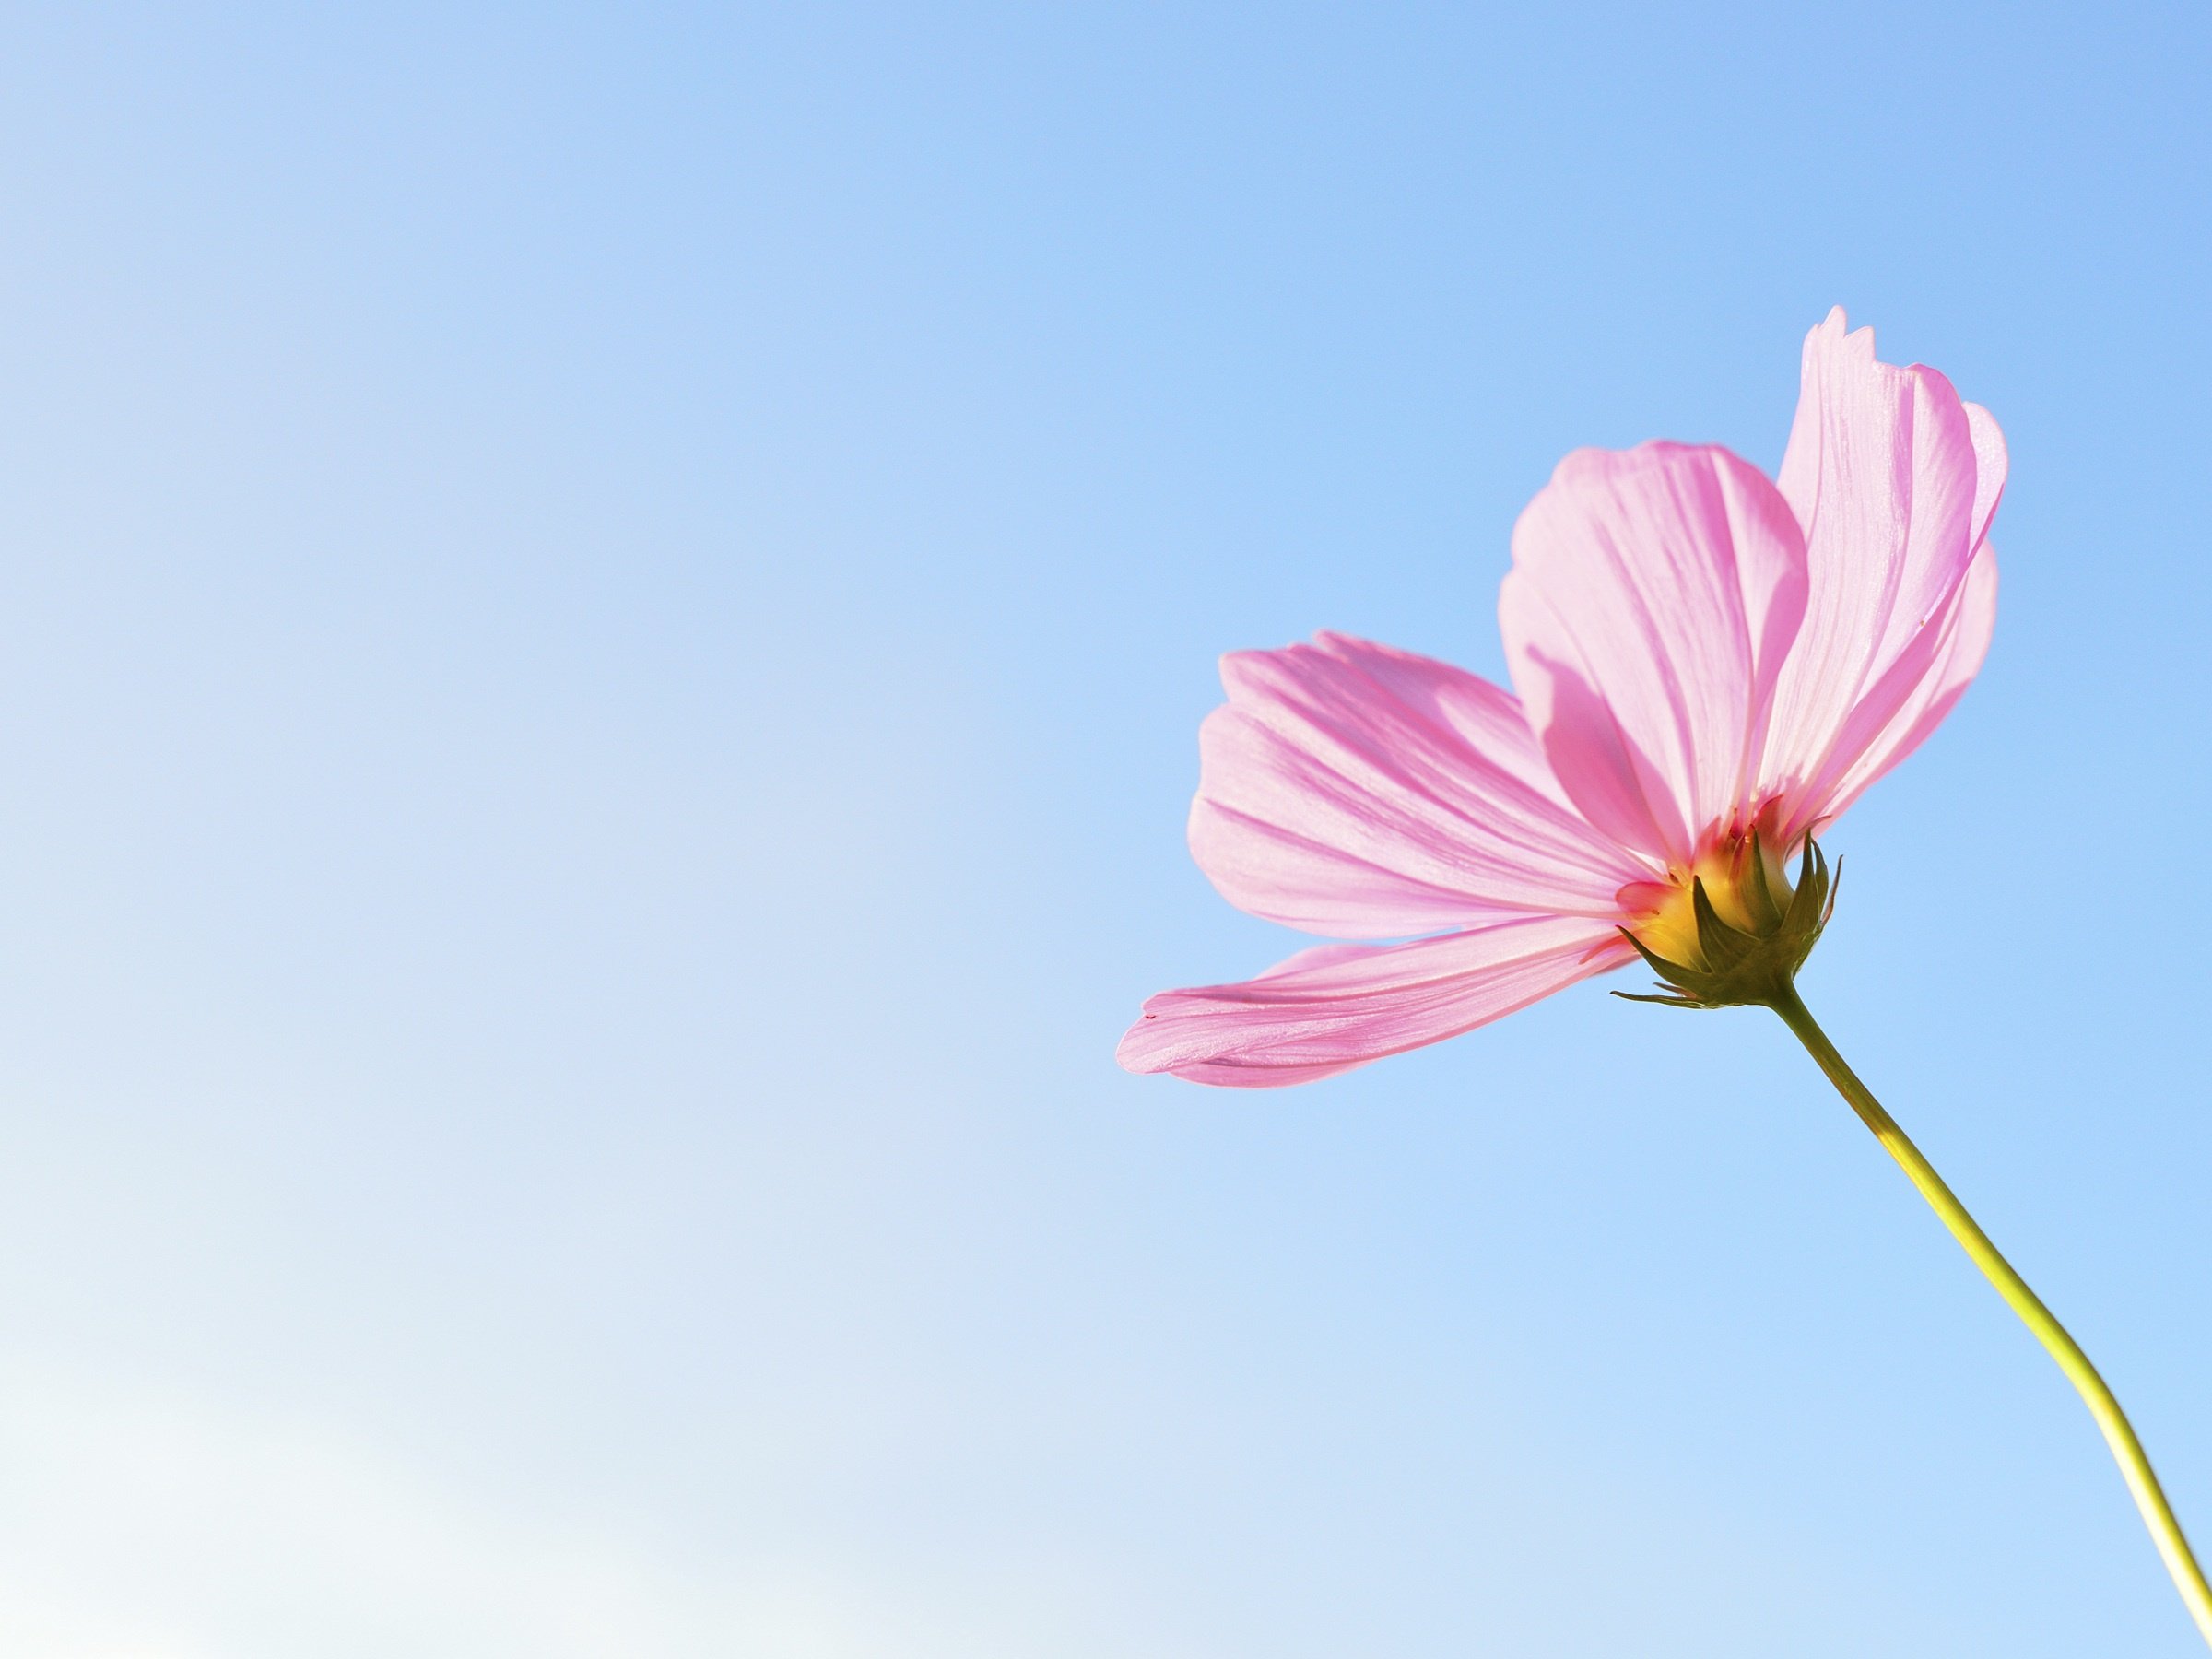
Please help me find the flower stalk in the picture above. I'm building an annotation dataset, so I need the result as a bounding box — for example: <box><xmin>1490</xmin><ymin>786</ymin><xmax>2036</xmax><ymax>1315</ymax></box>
<box><xmin>1769</xmin><ymin>983</ymin><xmax>2212</xmax><ymax>1647</ymax></box>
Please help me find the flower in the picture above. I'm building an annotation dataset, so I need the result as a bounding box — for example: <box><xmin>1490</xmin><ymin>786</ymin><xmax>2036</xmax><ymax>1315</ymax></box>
<box><xmin>1118</xmin><ymin>309</ymin><xmax>2006</xmax><ymax>1086</ymax></box>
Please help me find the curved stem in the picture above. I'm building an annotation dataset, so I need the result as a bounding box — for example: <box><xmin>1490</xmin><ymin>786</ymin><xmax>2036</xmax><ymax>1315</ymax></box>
<box><xmin>1769</xmin><ymin>983</ymin><xmax>2212</xmax><ymax>1647</ymax></box>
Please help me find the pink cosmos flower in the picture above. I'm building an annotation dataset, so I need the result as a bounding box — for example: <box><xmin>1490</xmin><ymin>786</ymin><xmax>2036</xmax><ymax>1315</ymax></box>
<box><xmin>1117</xmin><ymin>319</ymin><xmax>2212</xmax><ymax>1641</ymax></box>
<box><xmin>1119</xmin><ymin>309</ymin><xmax>2006</xmax><ymax>1087</ymax></box>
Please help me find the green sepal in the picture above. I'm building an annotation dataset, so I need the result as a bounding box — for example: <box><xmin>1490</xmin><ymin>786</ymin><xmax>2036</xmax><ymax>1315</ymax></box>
<box><xmin>1782</xmin><ymin>837</ymin><xmax>1827</xmax><ymax>943</ymax></box>
<box><xmin>1738</xmin><ymin>831</ymin><xmax>1786</xmax><ymax>933</ymax></box>
<box><xmin>1690</xmin><ymin>877</ymin><xmax>1758</xmax><ymax>971</ymax></box>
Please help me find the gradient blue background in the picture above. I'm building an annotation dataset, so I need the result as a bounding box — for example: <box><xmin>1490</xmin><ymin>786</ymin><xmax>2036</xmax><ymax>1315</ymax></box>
<box><xmin>0</xmin><ymin>5</ymin><xmax>2205</xmax><ymax>1654</ymax></box>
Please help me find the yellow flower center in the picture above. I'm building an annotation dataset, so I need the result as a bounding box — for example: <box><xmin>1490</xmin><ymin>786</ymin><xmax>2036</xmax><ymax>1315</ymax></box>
<box><xmin>1621</xmin><ymin>831</ymin><xmax>1796</xmax><ymax>972</ymax></box>
<box><xmin>1611</xmin><ymin>824</ymin><xmax>1834</xmax><ymax>1010</ymax></box>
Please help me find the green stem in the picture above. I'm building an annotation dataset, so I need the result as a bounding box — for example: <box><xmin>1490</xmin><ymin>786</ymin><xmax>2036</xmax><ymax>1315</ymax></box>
<box><xmin>1769</xmin><ymin>984</ymin><xmax>2212</xmax><ymax>1646</ymax></box>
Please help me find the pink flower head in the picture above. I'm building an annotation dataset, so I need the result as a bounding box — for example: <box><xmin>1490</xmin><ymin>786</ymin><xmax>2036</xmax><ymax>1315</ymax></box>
<box><xmin>1119</xmin><ymin>310</ymin><xmax>2006</xmax><ymax>1087</ymax></box>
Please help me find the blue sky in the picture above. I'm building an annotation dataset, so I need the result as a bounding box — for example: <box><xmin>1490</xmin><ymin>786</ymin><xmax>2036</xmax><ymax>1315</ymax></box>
<box><xmin>0</xmin><ymin>4</ymin><xmax>2207</xmax><ymax>1654</ymax></box>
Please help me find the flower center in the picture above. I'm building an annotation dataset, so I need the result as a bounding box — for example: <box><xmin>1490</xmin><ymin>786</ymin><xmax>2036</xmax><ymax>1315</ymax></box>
<box><xmin>1612</xmin><ymin>828</ymin><xmax>1835</xmax><ymax>1010</ymax></box>
<box><xmin>1620</xmin><ymin>831</ymin><xmax>1796</xmax><ymax>971</ymax></box>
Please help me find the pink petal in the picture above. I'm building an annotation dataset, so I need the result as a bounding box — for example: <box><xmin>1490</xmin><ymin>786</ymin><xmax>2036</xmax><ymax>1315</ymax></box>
<box><xmin>1116</xmin><ymin>916</ymin><xmax>1633</xmax><ymax>1088</ymax></box>
<box><xmin>1965</xmin><ymin>402</ymin><xmax>2007</xmax><ymax>555</ymax></box>
<box><xmin>1190</xmin><ymin>632</ymin><xmax>1642</xmax><ymax>939</ymax></box>
<box><xmin>1760</xmin><ymin>309</ymin><xmax>1998</xmax><ymax>839</ymax></box>
<box><xmin>1812</xmin><ymin>541</ymin><xmax>1997</xmax><ymax>826</ymax></box>
<box><xmin>1500</xmin><ymin>443</ymin><xmax>1809</xmax><ymax>869</ymax></box>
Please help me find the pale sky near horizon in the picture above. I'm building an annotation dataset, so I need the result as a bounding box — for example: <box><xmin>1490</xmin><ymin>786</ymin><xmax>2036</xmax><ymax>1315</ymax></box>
<box><xmin>0</xmin><ymin>5</ymin><xmax>2209</xmax><ymax>1656</ymax></box>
